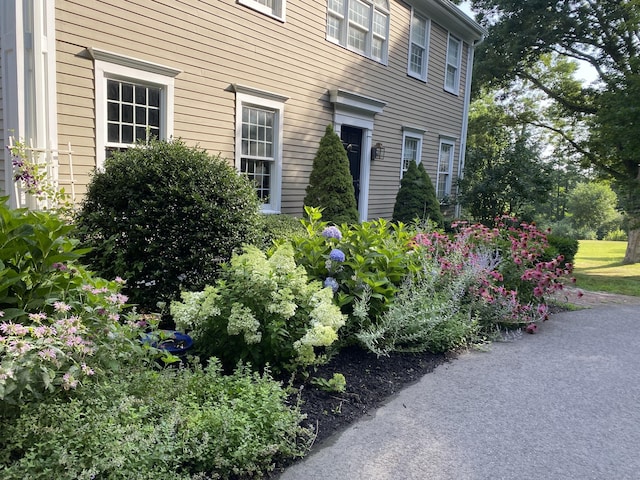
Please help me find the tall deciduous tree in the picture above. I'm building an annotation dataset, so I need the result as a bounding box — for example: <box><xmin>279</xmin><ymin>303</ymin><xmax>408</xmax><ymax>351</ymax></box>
<box><xmin>458</xmin><ymin>94</ymin><xmax>553</xmax><ymax>225</ymax></box>
<box><xmin>468</xmin><ymin>0</ymin><xmax>640</xmax><ymax>263</ymax></box>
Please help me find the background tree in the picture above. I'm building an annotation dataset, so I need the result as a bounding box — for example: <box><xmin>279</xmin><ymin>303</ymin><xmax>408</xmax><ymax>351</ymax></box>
<box><xmin>304</xmin><ymin>124</ymin><xmax>359</xmax><ymax>225</ymax></box>
<box><xmin>458</xmin><ymin>94</ymin><xmax>553</xmax><ymax>225</ymax></box>
<box><xmin>565</xmin><ymin>182</ymin><xmax>622</xmax><ymax>239</ymax></box>
<box><xmin>466</xmin><ymin>0</ymin><xmax>640</xmax><ymax>262</ymax></box>
<box><xmin>392</xmin><ymin>160</ymin><xmax>444</xmax><ymax>227</ymax></box>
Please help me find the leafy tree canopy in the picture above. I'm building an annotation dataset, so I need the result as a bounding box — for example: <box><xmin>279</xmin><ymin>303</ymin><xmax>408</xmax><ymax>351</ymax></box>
<box><xmin>468</xmin><ymin>0</ymin><xmax>640</xmax><ymax>261</ymax></box>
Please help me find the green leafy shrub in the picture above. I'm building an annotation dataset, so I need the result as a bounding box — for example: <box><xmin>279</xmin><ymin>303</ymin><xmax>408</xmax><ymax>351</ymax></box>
<box><xmin>291</xmin><ymin>207</ymin><xmax>421</xmax><ymax>338</ymax></box>
<box><xmin>356</xmin><ymin>259</ymin><xmax>478</xmax><ymax>355</ymax></box>
<box><xmin>259</xmin><ymin>213</ymin><xmax>306</xmax><ymax>249</ymax></box>
<box><xmin>603</xmin><ymin>228</ymin><xmax>628</xmax><ymax>241</ymax></box>
<box><xmin>170</xmin><ymin>243</ymin><xmax>345</xmax><ymax>373</ymax></box>
<box><xmin>75</xmin><ymin>139</ymin><xmax>262</xmax><ymax>311</ymax></box>
<box><xmin>545</xmin><ymin>234</ymin><xmax>579</xmax><ymax>267</ymax></box>
<box><xmin>0</xmin><ymin>360</ymin><xmax>312</xmax><ymax>480</ymax></box>
<box><xmin>392</xmin><ymin>160</ymin><xmax>444</xmax><ymax>227</ymax></box>
<box><xmin>0</xmin><ymin>199</ymin><xmax>160</xmax><ymax>409</ymax></box>
<box><xmin>303</xmin><ymin>124</ymin><xmax>359</xmax><ymax>224</ymax></box>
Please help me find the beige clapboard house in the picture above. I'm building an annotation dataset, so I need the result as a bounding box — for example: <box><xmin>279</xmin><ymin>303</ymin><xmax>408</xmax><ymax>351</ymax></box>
<box><xmin>1</xmin><ymin>0</ymin><xmax>485</xmax><ymax>220</ymax></box>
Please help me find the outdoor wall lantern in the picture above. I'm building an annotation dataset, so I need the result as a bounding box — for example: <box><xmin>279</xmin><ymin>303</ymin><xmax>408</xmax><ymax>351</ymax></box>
<box><xmin>372</xmin><ymin>142</ymin><xmax>385</xmax><ymax>161</ymax></box>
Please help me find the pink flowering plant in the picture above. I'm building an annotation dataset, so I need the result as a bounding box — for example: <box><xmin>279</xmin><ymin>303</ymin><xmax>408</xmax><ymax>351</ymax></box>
<box><xmin>0</xmin><ymin>199</ymin><xmax>161</xmax><ymax>408</ymax></box>
<box><xmin>411</xmin><ymin>216</ymin><xmax>573</xmax><ymax>331</ymax></box>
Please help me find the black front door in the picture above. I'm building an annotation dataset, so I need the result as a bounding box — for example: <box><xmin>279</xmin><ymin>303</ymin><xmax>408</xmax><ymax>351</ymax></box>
<box><xmin>340</xmin><ymin>126</ymin><xmax>363</xmax><ymax>209</ymax></box>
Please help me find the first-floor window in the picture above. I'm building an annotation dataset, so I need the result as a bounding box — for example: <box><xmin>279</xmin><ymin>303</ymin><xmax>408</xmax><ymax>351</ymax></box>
<box><xmin>401</xmin><ymin>128</ymin><xmax>423</xmax><ymax>177</ymax></box>
<box><xmin>235</xmin><ymin>87</ymin><xmax>286</xmax><ymax>213</ymax></box>
<box><xmin>436</xmin><ymin>139</ymin><xmax>455</xmax><ymax>199</ymax></box>
<box><xmin>238</xmin><ymin>0</ymin><xmax>286</xmax><ymax>21</ymax></box>
<box><xmin>91</xmin><ymin>48</ymin><xmax>179</xmax><ymax>169</ymax></box>
<box><xmin>106</xmin><ymin>79</ymin><xmax>161</xmax><ymax>156</ymax></box>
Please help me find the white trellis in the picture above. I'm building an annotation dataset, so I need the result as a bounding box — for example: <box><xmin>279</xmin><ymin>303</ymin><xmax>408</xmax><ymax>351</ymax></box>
<box><xmin>8</xmin><ymin>136</ymin><xmax>75</xmax><ymax>210</ymax></box>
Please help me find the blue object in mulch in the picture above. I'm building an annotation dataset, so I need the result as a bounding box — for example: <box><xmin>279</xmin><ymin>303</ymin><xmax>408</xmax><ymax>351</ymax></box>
<box><xmin>142</xmin><ymin>330</ymin><xmax>193</xmax><ymax>356</ymax></box>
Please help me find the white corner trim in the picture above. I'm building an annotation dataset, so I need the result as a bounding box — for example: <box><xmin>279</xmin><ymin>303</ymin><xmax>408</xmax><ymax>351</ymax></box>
<box><xmin>88</xmin><ymin>47</ymin><xmax>182</xmax><ymax>78</ymax></box>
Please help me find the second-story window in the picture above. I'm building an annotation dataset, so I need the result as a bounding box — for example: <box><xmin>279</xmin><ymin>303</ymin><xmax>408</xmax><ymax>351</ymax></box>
<box><xmin>239</xmin><ymin>0</ymin><xmax>285</xmax><ymax>21</ymax></box>
<box><xmin>445</xmin><ymin>34</ymin><xmax>462</xmax><ymax>93</ymax></box>
<box><xmin>408</xmin><ymin>9</ymin><xmax>430</xmax><ymax>81</ymax></box>
<box><xmin>327</xmin><ymin>0</ymin><xmax>390</xmax><ymax>64</ymax></box>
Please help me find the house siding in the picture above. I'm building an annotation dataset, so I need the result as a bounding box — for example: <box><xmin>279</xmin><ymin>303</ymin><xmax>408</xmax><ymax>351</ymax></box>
<box><xmin>54</xmin><ymin>0</ymin><xmax>477</xmax><ymax>218</ymax></box>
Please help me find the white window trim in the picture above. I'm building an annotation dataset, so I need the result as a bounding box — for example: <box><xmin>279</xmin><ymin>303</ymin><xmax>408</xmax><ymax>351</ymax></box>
<box><xmin>238</xmin><ymin>0</ymin><xmax>286</xmax><ymax>22</ymax></box>
<box><xmin>400</xmin><ymin>126</ymin><xmax>425</xmax><ymax>178</ymax></box>
<box><xmin>444</xmin><ymin>34</ymin><xmax>462</xmax><ymax>94</ymax></box>
<box><xmin>89</xmin><ymin>48</ymin><xmax>180</xmax><ymax>170</ymax></box>
<box><xmin>436</xmin><ymin>138</ymin><xmax>455</xmax><ymax>199</ymax></box>
<box><xmin>407</xmin><ymin>8</ymin><xmax>430</xmax><ymax>82</ymax></box>
<box><xmin>233</xmin><ymin>84</ymin><xmax>287</xmax><ymax>214</ymax></box>
<box><xmin>326</xmin><ymin>0</ymin><xmax>390</xmax><ymax>65</ymax></box>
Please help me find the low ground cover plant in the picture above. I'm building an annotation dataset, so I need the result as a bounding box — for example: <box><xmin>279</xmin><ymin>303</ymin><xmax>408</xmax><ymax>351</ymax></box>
<box><xmin>0</xmin><ymin>360</ymin><xmax>312</xmax><ymax>480</ymax></box>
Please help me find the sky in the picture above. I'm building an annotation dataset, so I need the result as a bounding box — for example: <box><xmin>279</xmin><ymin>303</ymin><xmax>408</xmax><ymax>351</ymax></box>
<box><xmin>457</xmin><ymin>1</ymin><xmax>599</xmax><ymax>85</ymax></box>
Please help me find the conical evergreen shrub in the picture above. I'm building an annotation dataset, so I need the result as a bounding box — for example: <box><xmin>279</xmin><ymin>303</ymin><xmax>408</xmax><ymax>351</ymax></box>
<box><xmin>304</xmin><ymin>124</ymin><xmax>359</xmax><ymax>224</ymax></box>
<box><xmin>392</xmin><ymin>160</ymin><xmax>444</xmax><ymax>227</ymax></box>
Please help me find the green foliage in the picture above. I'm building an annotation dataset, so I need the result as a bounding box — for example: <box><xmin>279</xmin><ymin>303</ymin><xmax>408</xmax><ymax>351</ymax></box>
<box><xmin>170</xmin><ymin>243</ymin><xmax>345</xmax><ymax>374</ymax></box>
<box><xmin>459</xmin><ymin>95</ymin><xmax>553</xmax><ymax>225</ymax></box>
<box><xmin>311</xmin><ymin>372</ymin><xmax>347</xmax><ymax>393</ymax></box>
<box><xmin>0</xmin><ymin>360</ymin><xmax>312</xmax><ymax>480</ymax></box>
<box><xmin>546</xmin><ymin>234</ymin><xmax>579</xmax><ymax>267</ymax></box>
<box><xmin>75</xmin><ymin>139</ymin><xmax>262</xmax><ymax>311</ymax></box>
<box><xmin>604</xmin><ymin>228</ymin><xmax>628</xmax><ymax>242</ymax></box>
<box><xmin>304</xmin><ymin>124</ymin><xmax>359</xmax><ymax>224</ymax></box>
<box><xmin>258</xmin><ymin>213</ymin><xmax>306</xmax><ymax>250</ymax></box>
<box><xmin>392</xmin><ymin>160</ymin><xmax>444</xmax><ymax>227</ymax></box>
<box><xmin>356</xmin><ymin>269</ymin><xmax>479</xmax><ymax>355</ymax></box>
<box><xmin>566</xmin><ymin>182</ymin><xmax>622</xmax><ymax>239</ymax></box>
<box><xmin>0</xmin><ymin>198</ymin><xmax>90</xmax><ymax>317</ymax></box>
<box><xmin>469</xmin><ymin>0</ymin><xmax>640</xmax><ymax>260</ymax></box>
<box><xmin>291</xmin><ymin>207</ymin><xmax>422</xmax><ymax>340</ymax></box>
<box><xmin>0</xmin><ymin>199</ymin><xmax>162</xmax><ymax>409</ymax></box>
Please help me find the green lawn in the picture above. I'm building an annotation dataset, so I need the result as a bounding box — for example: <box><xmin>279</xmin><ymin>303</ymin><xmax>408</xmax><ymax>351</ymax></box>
<box><xmin>572</xmin><ymin>240</ymin><xmax>640</xmax><ymax>297</ymax></box>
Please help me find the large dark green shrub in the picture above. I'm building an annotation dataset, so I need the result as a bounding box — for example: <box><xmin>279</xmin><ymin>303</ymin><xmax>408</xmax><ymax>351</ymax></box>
<box><xmin>75</xmin><ymin>139</ymin><xmax>262</xmax><ymax>311</ymax></box>
<box><xmin>304</xmin><ymin>124</ymin><xmax>359</xmax><ymax>224</ymax></box>
<box><xmin>392</xmin><ymin>160</ymin><xmax>444</xmax><ymax>227</ymax></box>
<box><xmin>545</xmin><ymin>234</ymin><xmax>579</xmax><ymax>267</ymax></box>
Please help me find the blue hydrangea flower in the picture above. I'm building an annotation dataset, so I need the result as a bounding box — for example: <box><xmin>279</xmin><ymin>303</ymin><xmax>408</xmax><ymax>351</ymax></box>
<box><xmin>321</xmin><ymin>226</ymin><xmax>343</xmax><ymax>240</ymax></box>
<box><xmin>324</xmin><ymin>277</ymin><xmax>340</xmax><ymax>293</ymax></box>
<box><xmin>329</xmin><ymin>249</ymin><xmax>346</xmax><ymax>262</ymax></box>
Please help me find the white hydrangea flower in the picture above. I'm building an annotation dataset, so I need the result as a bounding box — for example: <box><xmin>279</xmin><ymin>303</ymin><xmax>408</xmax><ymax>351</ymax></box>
<box><xmin>227</xmin><ymin>303</ymin><xmax>262</xmax><ymax>344</ymax></box>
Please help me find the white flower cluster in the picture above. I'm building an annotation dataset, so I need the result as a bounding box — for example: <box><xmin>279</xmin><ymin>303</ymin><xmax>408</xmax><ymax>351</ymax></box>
<box><xmin>227</xmin><ymin>303</ymin><xmax>262</xmax><ymax>344</ymax></box>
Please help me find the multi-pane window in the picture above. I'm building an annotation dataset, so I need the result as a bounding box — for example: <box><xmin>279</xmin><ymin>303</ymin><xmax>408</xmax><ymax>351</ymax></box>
<box><xmin>91</xmin><ymin>48</ymin><xmax>178</xmax><ymax>169</ymax></box>
<box><xmin>327</xmin><ymin>0</ymin><xmax>390</xmax><ymax>64</ymax></box>
<box><xmin>401</xmin><ymin>134</ymin><xmax>422</xmax><ymax>178</ymax></box>
<box><xmin>240</xmin><ymin>106</ymin><xmax>275</xmax><ymax>202</ymax></box>
<box><xmin>437</xmin><ymin>140</ymin><xmax>455</xmax><ymax>199</ymax></box>
<box><xmin>408</xmin><ymin>10</ymin><xmax>429</xmax><ymax>80</ymax></box>
<box><xmin>238</xmin><ymin>0</ymin><xmax>285</xmax><ymax>20</ymax></box>
<box><xmin>235</xmin><ymin>87</ymin><xmax>286</xmax><ymax>213</ymax></box>
<box><xmin>106</xmin><ymin>80</ymin><xmax>160</xmax><ymax>150</ymax></box>
<box><xmin>445</xmin><ymin>34</ymin><xmax>462</xmax><ymax>93</ymax></box>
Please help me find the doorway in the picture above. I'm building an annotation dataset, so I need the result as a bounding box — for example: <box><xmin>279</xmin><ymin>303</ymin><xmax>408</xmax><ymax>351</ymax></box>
<box><xmin>340</xmin><ymin>126</ymin><xmax>363</xmax><ymax>210</ymax></box>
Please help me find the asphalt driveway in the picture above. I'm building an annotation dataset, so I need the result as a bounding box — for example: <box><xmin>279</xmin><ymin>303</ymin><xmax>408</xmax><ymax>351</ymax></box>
<box><xmin>278</xmin><ymin>304</ymin><xmax>640</xmax><ymax>480</ymax></box>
